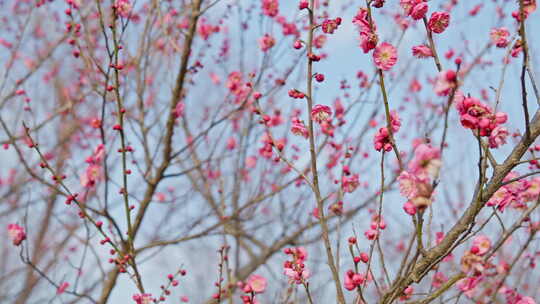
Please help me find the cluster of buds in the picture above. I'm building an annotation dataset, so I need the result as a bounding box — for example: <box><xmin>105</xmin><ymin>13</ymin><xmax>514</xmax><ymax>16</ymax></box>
<box><xmin>344</xmin><ymin>270</ymin><xmax>365</xmax><ymax>290</ymax></box>
<box><xmin>321</xmin><ymin>17</ymin><xmax>342</xmax><ymax>34</ymax></box>
<box><xmin>373</xmin><ymin>111</ymin><xmax>401</xmax><ymax>152</ymax></box>
<box><xmin>283</xmin><ymin>247</ymin><xmax>310</xmax><ymax>284</ymax></box>
<box><xmin>344</xmin><ymin>236</ymin><xmax>370</xmax><ymax>291</ymax></box>
<box><xmin>108</xmin><ymin>251</ymin><xmax>132</xmax><ymax>273</ymax></box>
<box><xmin>132</xmin><ymin>293</ymin><xmax>153</xmax><ymax>304</ymax></box>
<box><xmin>364</xmin><ymin>214</ymin><xmax>386</xmax><ymax>240</ymax></box>
<box><xmin>288</xmin><ymin>89</ymin><xmax>305</xmax><ymax>99</ymax></box>
<box><xmin>455</xmin><ymin>95</ymin><xmax>509</xmax><ymax>148</ymax></box>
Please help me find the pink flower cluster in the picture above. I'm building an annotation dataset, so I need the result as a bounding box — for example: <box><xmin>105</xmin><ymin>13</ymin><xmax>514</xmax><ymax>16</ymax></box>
<box><xmin>288</xmin><ymin>89</ymin><xmax>305</xmax><ymax>99</ymax></box>
<box><xmin>261</xmin><ymin>0</ymin><xmax>278</xmax><ymax>17</ymax></box>
<box><xmin>490</xmin><ymin>27</ymin><xmax>510</xmax><ymax>48</ymax></box>
<box><xmin>197</xmin><ymin>18</ymin><xmax>220</xmax><ymax>41</ymax></box>
<box><xmin>81</xmin><ymin>144</ymin><xmax>105</xmax><ymax>188</ymax></box>
<box><xmin>291</xmin><ymin>117</ymin><xmax>308</xmax><ymax>138</ymax></box>
<box><xmin>434</xmin><ymin>70</ymin><xmax>458</xmax><ymax>96</ymax></box>
<box><xmin>487</xmin><ymin>173</ymin><xmax>540</xmax><ymax>212</ymax></box>
<box><xmin>398</xmin><ymin>143</ymin><xmax>441</xmax><ymax>212</ymax></box>
<box><xmin>258</xmin><ymin>34</ymin><xmax>275</xmax><ymax>52</ymax></box>
<box><xmin>322</xmin><ymin>18</ymin><xmax>342</xmax><ymax>34</ymax></box>
<box><xmin>226</xmin><ymin>71</ymin><xmax>250</xmax><ymax>103</ymax></box>
<box><xmin>241</xmin><ymin>274</ymin><xmax>267</xmax><ymax>294</ymax></box>
<box><xmin>499</xmin><ymin>288</ymin><xmax>536</xmax><ymax>304</ymax></box>
<box><xmin>400</xmin><ymin>0</ymin><xmax>428</xmax><ymax>20</ymax></box>
<box><xmin>353</xmin><ymin>8</ymin><xmax>378</xmax><ymax>53</ymax></box>
<box><xmin>344</xmin><ymin>270</ymin><xmax>365</xmax><ymax>291</ymax></box>
<box><xmin>8</xmin><ymin>223</ymin><xmax>26</xmax><ymax>246</ymax></box>
<box><xmin>283</xmin><ymin>247</ymin><xmax>310</xmax><ymax>284</ymax></box>
<box><xmin>113</xmin><ymin>0</ymin><xmax>132</xmax><ymax>18</ymax></box>
<box><xmin>132</xmin><ymin>293</ymin><xmax>153</xmax><ymax>304</ymax></box>
<box><xmin>455</xmin><ymin>95</ymin><xmax>509</xmax><ymax>148</ymax></box>
<box><xmin>373</xmin><ymin>110</ymin><xmax>401</xmax><ymax>152</ymax></box>
<box><xmin>342</xmin><ymin>174</ymin><xmax>360</xmax><ymax>193</ymax></box>
<box><xmin>456</xmin><ymin>236</ymin><xmax>493</xmax><ymax>298</ymax></box>
<box><xmin>364</xmin><ymin>214</ymin><xmax>386</xmax><ymax>240</ymax></box>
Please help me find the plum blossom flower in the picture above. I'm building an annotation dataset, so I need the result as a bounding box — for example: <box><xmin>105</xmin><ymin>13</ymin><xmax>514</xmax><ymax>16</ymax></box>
<box><xmin>487</xmin><ymin>172</ymin><xmax>527</xmax><ymax>211</ymax></box>
<box><xmin>398</xmin><ymin>171</ymin><xmax>420</xmax><ymax>199</ymax></box>
<box><xmin>342</xmin><ymin>174</ymin><xmax>360</xmax><ymax>193</ymax></box>
<box><xmin>322</xmin><ymin>18</ymin><xmax>342</xmax><ymax>34</ymax></box>
<box><xmin>373</xmin><ymin>128</ymin><xmax>392</xmax><ymax>152</ymax></box>
<box><xmin>399</xmin><ymin>286</ymin><xmax>414</xmax><ymax>301</ymax></box>
<box><xmin>311</xmin><ymin>104</ymin><xmax>332</xmax><ymax>124</ymax></box>
<box><xmin>432</xmin><ymin>272</ymin><xmax>448</xmax><ymax>288</ymax></box>
<box><xmin>81</xmin><ymin>164</ymin><xmax>101</xmax><ymax>188</ymax></box>
<box><xmin>174</xmin><ymin>101</ymin><xmax>185</xmax><ymax>118</ymax></box>
<box><xmin>412</xmin><ymin>45</ymin><xmax>433</xmax><ymax>58</ymax></box>
<box><xmin>245</xmin><ymin>275</ymin><xmax>267</xmax><ymax>293</ymax></box>
<box><xmin>490</xmin><ymin>27</ymin><xmax>510</xmax><ymax>48</ymax></box>
<box><xmin>434</xmin><ymin>70</ymin><xmax>457</xmax><ymax>96</ymax></box>
<box><xmin>456</xmin><ymin>276</ymin><xmax>482</xmax><ymax>297</ymax></box>
<box><xmin>517</xmin><ymin>297</ymin><xmax>536</xmax><ymax>304</ymax></box>
<box><xmin>261</xmin><ymin>0</ymin><xmax>278</xmax><ymax>17</ymax></box>
<box><xmin>398</xmin><ymin>144</ymin><xmax>441</xmax><ymax>211</ymax></box>
<box><xmin>410</xmin><ymin>2</ymin><xmax>428</xmax><ymax>19</ymax></box>
<box><xmin>8</xmin><ymin>223</ymin><xmax>26</xmax><ymax>246</ymax></box>
<box><xmin>291</xmin><ymin>119</ymin><xmax>309</xmax><ymax>138</ymax></box>
<box><xmin>408</xmin><ymin>144</ymin><xmax>442</xmax><ymax>179</ymax></box>
<box><xmin>522</xmin><ymin>177</ymin><xmax>540</xmax><ymax>202</ymax></box>
<box><xmin>488</xmin><ymin>126</ymin><xmax>509</xmax><ymax>148</ymax></box>
<box><xmin>132</xmin><ymin>294</ymin><xmax>153</xmax><ymax>304</ymax></box>
<box><xmin>353</xmin><ymin>8</ymin><xmax>378</xmax><ymax>53</ymax></box>
<box><xmin>259</xmin><ymin>34</ymin><xmax>275</xmax><ymax>52</ymax></box>
<box><xmin>373</xmin><ymin>42</ymin><xmax>398</xmax><ymax>71</ymax></box>
<box><xmin>460</xmin><ymin>251</ymin><xmax>485</xmax><ymax>274</ymax></box>
<box><xmin>403</xmin><ymin>201</ymin><xmax>417</xmax><ymax>215</ymax></box>
<box><xmin>197</xmin><ymin>19</ymin><xmax>220</xmax><ymax>41</ymax></box>
<box><xmin>455</xmin><ymin>96</ymin><xmax>508</xmax><ymax>138</ymax></box>
<box><xmin>114</xmin><ymin>0</ymin><xmax>132</xmax><ymax>18</ymax></box>
<box><xmin>471</xmin><ymin>235</ymin><xmax>491</xmax><ymax>256</ymax></box>
<box><xmin>428</xmin><ymin>12</ymin><xmax>450</xmax><ymax>34</ymax></box>
<box><xmin>57</xmin><ymin>282</ymin><xmax>69</xmax><ymax>294</ymax></box>
<box><xmin>400</xmin><ymin>0</ymin><xmax>428</xmax><ymax>20</ymax></box>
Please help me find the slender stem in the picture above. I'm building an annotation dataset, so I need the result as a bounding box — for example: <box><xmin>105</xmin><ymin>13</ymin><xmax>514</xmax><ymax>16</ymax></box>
<box><xmin>304</xmin><ymin>1</ymin><xmax>345</xmax><ymax>302</ymax></box>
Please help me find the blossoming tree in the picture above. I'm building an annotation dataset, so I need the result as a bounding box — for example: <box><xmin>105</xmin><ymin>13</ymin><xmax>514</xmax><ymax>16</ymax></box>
<box><xmin>1</xmin><ymin>0</ymin><xmax>540</xmax><ymax>303</ymax></box>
